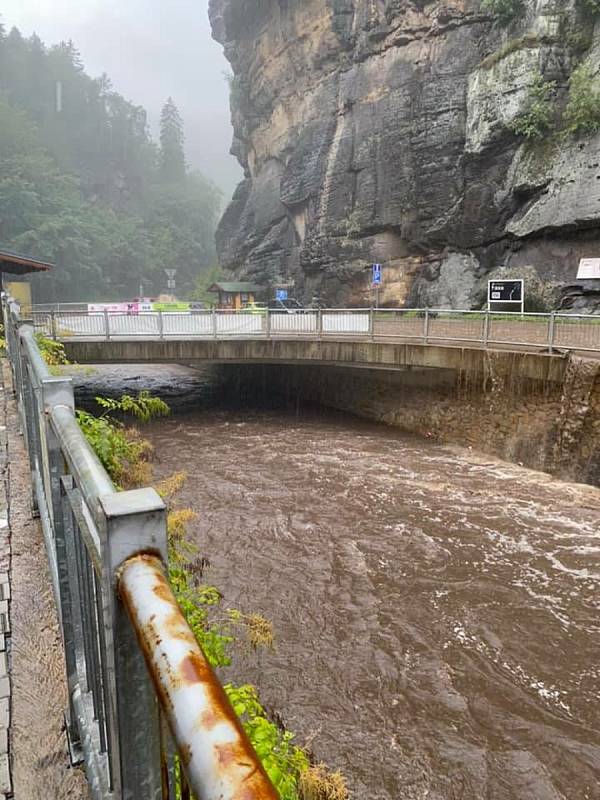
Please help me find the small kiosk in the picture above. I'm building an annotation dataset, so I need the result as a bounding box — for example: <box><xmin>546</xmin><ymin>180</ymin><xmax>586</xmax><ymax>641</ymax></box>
<box><xmin>207</xmin><ymin>282</ymin><xmax>261</xmax><ymax>311</ymax></box>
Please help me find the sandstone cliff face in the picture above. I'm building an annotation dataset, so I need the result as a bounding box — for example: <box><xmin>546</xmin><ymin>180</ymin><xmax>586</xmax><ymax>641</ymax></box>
<box><xmin>209</xmin><ymin>0</ymin><xmax>600</xmax><ymax>307</ymax></box>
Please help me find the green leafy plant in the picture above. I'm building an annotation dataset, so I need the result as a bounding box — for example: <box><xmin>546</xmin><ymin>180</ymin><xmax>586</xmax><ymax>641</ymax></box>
<box><xmin>76</xmin><ymin>409</ymin><xmax>153</xmax><ymax>488</ymax></box>
<box><xmin>35</xmin><ymin>333</ymin><xmax>69</xmax><ymax>366</ymax></box>
<box><xmin>75</xmin><ymin>391</ymin><xmax>167</xmax><ymax>487</ymax></box>
<box><xmin>481</xmin><ymin>0</ymin><xmax>524</xmax><ymax>26</ymax></box>
<box><xmin>95</xmin><ymin>390</ymin><xmax>170</xmax><ymax>423</ymax></box>
<box><xmin>225</xmin><ymin>683</ymin><xmax>310</xmax><ymax>798</ymax></box>
<box><xmin>509</xmin><ymin>74</ymin><xmax>556</xmax><ymax>140</ymax></box>
<box><xmin>563</xmin><ymin>62</ymin><xmax>600</xmax><ymax>136</ymax></box>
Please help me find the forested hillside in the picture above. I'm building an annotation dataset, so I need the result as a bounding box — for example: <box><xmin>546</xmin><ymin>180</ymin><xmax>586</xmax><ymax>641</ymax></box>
<box><xmin>0</xmin><ymin>25</ymin><xmax>221</xmax><ymax>301</ymax></box>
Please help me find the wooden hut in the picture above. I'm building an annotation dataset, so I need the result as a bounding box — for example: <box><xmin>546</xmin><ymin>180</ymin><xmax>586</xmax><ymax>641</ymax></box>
<box><xmin>207</xmin><ymin>282</ymin><xmax>261</xmax><ymax>311</ymax></box>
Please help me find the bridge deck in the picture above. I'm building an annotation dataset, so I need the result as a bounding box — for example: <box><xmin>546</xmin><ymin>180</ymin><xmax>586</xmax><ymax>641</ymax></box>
<box><xmin>32</xmin><ymin>308</ymin><xmax>600</xmax><ymax>357</ymax></box>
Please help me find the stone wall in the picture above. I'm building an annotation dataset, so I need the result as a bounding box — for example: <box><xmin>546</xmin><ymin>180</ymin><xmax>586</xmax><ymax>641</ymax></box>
<box><xmin>217</xmin><ymin>354</ymin><xmax>600</xmax><ymax>485</ymax></box>
<box><xmin>209</xmin><ymin>0</ymin><xmax>600</xmax><ymax>309</ymax></box>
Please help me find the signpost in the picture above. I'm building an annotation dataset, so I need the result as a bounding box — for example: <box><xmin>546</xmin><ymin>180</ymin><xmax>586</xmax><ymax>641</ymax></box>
<box><xmin>165</xmin><ymin>269</ymin><xmax>177</xmax><ymax>293</ymax></box>
<box><xmin>372</xmin><ymin>263</ymin><xmax>382</xmax><ymax>308</ymax></box>
<box><xmin>488</xmin><ymin>279</ymin><xmax>524</xmax><ymax>314</ymax></box>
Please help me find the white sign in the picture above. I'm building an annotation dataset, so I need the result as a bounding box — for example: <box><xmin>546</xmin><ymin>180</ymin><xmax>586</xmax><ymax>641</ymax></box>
<box><xmin>577</xmin><ymin>258</ymin><xmax>600</xmax><ymax>280</ymax></box>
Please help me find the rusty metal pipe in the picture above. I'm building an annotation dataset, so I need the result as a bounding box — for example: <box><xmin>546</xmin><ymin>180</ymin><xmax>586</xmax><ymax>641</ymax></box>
<box><xmin>118</xmin><ymin>553</ymin><xmax>278</xmax><ymax>800</ymax></box>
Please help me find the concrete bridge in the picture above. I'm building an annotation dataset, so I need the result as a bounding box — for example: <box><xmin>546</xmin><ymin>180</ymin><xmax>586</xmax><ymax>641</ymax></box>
<box><xmin>32</xmin><ymin>306</ymin><xmax>600</xmax><ymax>386</ymax></box>
<box><xmin>62</xmin><ymin>337</ymin><xmax>568</xmax><ymax>385</ymax></box>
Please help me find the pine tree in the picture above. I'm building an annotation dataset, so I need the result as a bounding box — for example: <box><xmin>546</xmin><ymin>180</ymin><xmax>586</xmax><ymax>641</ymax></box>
<box><xmin>159</xmin><ymin>97</ymin><xmax>186</xmax><ymax>182</ymax></box>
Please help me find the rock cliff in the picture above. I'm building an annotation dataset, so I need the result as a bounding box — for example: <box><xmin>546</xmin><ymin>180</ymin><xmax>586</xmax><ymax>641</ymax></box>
<box><xmin>209</xmin><ymin>0</ymin><xmax>600</xmax><ymax>308</ymax></box>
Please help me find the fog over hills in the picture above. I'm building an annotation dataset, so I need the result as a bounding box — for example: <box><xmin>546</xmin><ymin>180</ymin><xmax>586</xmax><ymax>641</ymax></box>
<box><xmin>1</xmin><ymin>0</ymin><xmax>241</xmax><ymax>197</ymax></box>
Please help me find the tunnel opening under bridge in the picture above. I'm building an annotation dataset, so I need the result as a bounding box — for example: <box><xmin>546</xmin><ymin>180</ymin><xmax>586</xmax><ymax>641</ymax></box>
<box><xmin>69</xmin><ymin>359</ymin><xmax>599</xmax><ymax>486</ymax></box>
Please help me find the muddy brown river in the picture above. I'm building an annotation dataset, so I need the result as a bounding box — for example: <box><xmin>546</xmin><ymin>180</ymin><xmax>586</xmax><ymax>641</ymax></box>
<box><xmin>144</xmin><ymin>405</ymin><xmax>600</xmax><ymax>800</ymax></box>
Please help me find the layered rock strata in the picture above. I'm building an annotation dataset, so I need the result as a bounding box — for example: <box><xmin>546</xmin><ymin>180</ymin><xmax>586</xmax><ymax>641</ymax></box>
<box><xmin>210</xmin><ymin>0</ymin><xmax>600</xmax><ymax>308</ymax></box>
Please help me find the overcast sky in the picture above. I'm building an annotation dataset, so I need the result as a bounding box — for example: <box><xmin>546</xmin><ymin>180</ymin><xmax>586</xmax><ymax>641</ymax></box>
<box><xmin>0</xmin><ymin>0</ymin><xmax>242</xmax><ymax>197</ymax></box>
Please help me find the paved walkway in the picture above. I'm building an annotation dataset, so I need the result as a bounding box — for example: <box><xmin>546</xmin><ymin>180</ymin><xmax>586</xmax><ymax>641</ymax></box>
<box><xmin>1</xmin><ymin>361</ymin><xmax>88</xmax><ymax>799</ymax></box>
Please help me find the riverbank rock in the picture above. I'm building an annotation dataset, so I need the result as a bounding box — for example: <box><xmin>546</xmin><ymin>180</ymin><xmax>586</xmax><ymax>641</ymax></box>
<box><xmin>209</xmin><ymin>0</ymin><xmax>600</xmax><ymax>307</ymax></box>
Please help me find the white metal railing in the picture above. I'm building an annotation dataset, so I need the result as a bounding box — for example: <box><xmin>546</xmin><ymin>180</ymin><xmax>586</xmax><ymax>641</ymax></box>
<box><xmin>3</xmin><ymin>297</ymin><xmax>276</xmax><ymax>800</ymax></box>
<box><xmin>29</xmin><ymin>306</ymin><xmax>600</xmax><ymax>354</ymax></box>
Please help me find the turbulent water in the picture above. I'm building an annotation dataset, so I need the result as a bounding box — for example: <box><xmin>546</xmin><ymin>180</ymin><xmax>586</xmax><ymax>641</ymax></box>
<box><xmin>146</xmin><ymin>407</ymin><xmax>600</xmax><ymax>800</ymax></box>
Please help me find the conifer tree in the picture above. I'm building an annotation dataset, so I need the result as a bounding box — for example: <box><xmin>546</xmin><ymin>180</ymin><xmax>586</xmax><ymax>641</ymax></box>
<box><xmin>159</xmin><ymin>97</ymin><xmax>186</xmax><ymax>182</ymax></box>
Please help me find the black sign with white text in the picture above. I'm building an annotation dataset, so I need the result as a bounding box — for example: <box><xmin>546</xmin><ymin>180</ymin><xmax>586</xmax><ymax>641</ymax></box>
<box><xmin>488</xmin><ymin>280</ymin><xmax>523</xmax><ymax>303</ymax></box>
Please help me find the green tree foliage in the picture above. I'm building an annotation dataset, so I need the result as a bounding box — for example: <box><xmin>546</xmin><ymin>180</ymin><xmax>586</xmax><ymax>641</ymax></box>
<box><xmin>0</xmin><ymin>26</ymin><xmax>221</xmax><ymax>301</ymax></box>
<box><xmin>563</xmin><ymin>62</ymin><xmax>600</xmax><ymax>137</ymax></box>
<box><xmin>190</xmin><ymin>264</ymin><xmax>223</xmax><ymax>305</ymax></box>
<box><xmin>159</xmin><ymin>97</ymin><xmax>186</xmax><ymax>183</ymax></box>
<box><xmin>509</xmin><ymin>74</ymin><xmax>556</xmax><ymax>140</ymax></box>
<box><xmin>581</xmin><ymin>0</ymin><xmax>600</xmax><ymax>14</ymax></box>
<box><xmin>481</xmin><ymin>0</ymin><xmax>524</xmax><ymax>25</ymax></box>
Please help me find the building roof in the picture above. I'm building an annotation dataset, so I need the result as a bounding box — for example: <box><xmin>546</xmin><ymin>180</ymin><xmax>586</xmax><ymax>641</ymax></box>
<box><xmin>207</xmin><ymin>282</ymin><xmax>261</xmax><ymax>293</ymax></box>
<box><xmin>0</xmin><ymin>248</ymin><xmax>53</xmax><ymax>275</ymax></box>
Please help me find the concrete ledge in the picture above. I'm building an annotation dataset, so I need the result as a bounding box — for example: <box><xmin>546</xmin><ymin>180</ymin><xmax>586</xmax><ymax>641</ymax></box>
<box><xmin>63</xmin><ymin>338</ymin><xmax>568</xmax><ymax>384</ymax></box>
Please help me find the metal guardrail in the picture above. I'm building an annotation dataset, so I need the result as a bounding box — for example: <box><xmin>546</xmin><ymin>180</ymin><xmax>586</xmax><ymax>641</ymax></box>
<box><xmin>29</xmin><ymin>306</ymin><xmax>600</xmax><ymax>354</ymax></box>
<box><xmin>2</xmin><ymin>297</ymin><xmax>276</xmax><ymax>800</ymax></box>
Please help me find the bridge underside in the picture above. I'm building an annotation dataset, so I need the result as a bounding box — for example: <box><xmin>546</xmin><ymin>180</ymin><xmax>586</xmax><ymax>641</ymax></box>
<box><xmin>63</xmin><ymin>339</ymin><xmax>567</xmax><ymax>384</ymax></box>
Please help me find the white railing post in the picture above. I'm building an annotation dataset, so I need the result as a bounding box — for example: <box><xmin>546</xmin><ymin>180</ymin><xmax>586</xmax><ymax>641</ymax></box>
<box><xmin>212</xmin><ymin>308</ymin><xmax>218</xmax><ymax>339</ymax></box>
<box><xmin>483</xmin><ymin>311</ymin><xmax>490</xmax><ymax>347</ymax></box>
<box><xmin>423</xmin><ymin>309</ymin><xmax>430</xmax><ymax>344</ymax></box>
<box><xmin>266</xmin><ymin>307</ymin><xmax>271</xmax><ymax>340</ymax></box>
<box><xmin>104</xmin><ymin>308</ymin><xmax>110</xmax><ymax>341</ymax></box>
<box><xmin>548</xmin><ymin>311</ymin><xmax>556</xmax><ymax>354</ymax></box>
<box><xmin>157</xmin><ymin>310</ymin><xmax>164</xmax><ymax>341</ymax></box>
<box><xmin>317</xmin><ymin>308</ymin><xmax>323</xmax><ymax>339</ymax></box>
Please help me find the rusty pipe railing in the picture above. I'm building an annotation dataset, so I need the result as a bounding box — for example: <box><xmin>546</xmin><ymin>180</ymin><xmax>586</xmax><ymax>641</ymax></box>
<box><xmin>2</xmin><ymin>295</ymin><xmax>276</xmax><ymax>800</ymax></box>
<box><xmin>119</xmin><ymin>554</ymin><xmax>278</xmax><ymax>800</ymax></box>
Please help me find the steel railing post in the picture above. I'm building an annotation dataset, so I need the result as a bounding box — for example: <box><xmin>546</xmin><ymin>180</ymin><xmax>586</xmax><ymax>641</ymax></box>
<box><xmin>158</xmin><ymin>310</ymin><xmax>164</xmax><ymax>341</ymax></box>
<box><xmin>104</xmin><ymin>308</ymin><xmax>110</xmax><ymax>341</ymax></box>
<box><xmin>369</xmin><ymin>307</ymin><xmax>375</xmax><ymax>342</ymax></box>
<box><xmin>424</xmin><ymin>309</ymin><xmax>430</xmax><ymax>344</ymax></box>
<box><xmin>266</xmin><ymin>307</ymin><xmax>271</xmax><ymax>340</ymax></box>
<box><xmin>39</xmin><ymin>373</ymin><xmax>80</xmax><ymax>766</ymax></box>
<box><xmin>19</xmin><ymin>339</ymin><xmax>40</xmax><ymax>515</ymax></box>
<box><xmin>317</xmin><ymin>308</ymin><xmax>323</xmax><ymax>339</ymax></box>
<box><xmin>548</xmin><ymin>312</ymin><xmax>556</xmax><ymax>354</ymax></box>
<box><xmin>212</xmin><ymin>308</ymin><xmax>218</xmax><ymax>339</ymax></box>
<box><xmin>59</xmin><ymin>475</ymin><xmax>84</xmax><ymax>764</ymax></box>
<box><xmin>51</xmin><ymin>310</ymin><xmax>57</xmax><ymax>340</ymax></box>
<box><xmin>100</xmin><ymin>488</ymin><xmax>167</xmax><ymax>800</ymax></box>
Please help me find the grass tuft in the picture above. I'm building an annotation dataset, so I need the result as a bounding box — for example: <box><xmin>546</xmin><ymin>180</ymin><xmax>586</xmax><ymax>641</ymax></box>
<box><xmin>299</xmin><ymin>764</ymin><xmax>349</xmax><ymax>800</ymax></box>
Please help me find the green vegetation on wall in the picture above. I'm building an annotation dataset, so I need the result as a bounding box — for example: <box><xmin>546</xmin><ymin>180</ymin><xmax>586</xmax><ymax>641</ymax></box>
<box><xmin>509</xmin><ymin>74</ymin><xmax>556</xmax><ymax>140</ymax></box>
<box><xmin>563</xmin><ymin>62</ymin><xmax>600</xmax><ymax>137</ymax></box>
<box><xmin>581</xmin><ymin>0</ymin><xmax>600</xmax><ymax>14</ymax></box>
<box><xmin>0</xmin><ymin>25</ymin><xmax>222</xmax><ymax>302</ymax></box>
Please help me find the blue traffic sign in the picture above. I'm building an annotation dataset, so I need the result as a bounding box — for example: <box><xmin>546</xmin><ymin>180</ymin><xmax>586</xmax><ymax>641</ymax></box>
<box><xmin>372</xmin><ymin>263</ymin><xmax>382</xmax><ymax>285</ymax></box>
<box><xmin>276</xmin><ymin>289</ymin><xmax>288</xmax><ymax>301</ymax></box>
